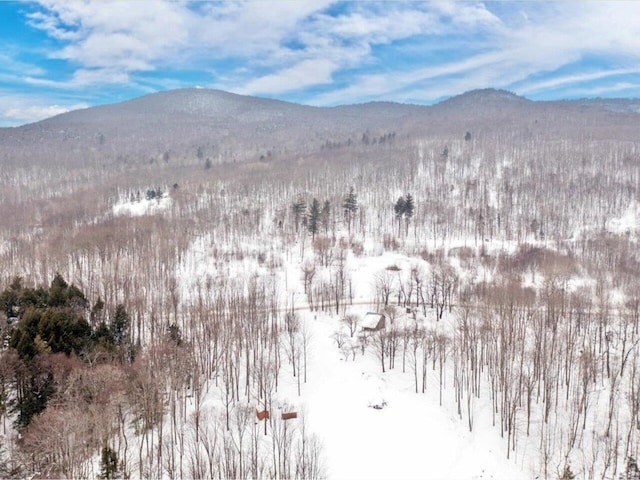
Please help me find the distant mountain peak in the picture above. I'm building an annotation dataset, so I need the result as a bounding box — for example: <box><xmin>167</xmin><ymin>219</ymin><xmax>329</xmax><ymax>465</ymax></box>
<box><xmin>439</xmin><ymin>88</ymin><xmax>528</xmax><ymax>107</ymax></box>
<box><xmin>466</xmin><ymin>88</ymin><xmax>522</xmax><ymax>98</ymax></box>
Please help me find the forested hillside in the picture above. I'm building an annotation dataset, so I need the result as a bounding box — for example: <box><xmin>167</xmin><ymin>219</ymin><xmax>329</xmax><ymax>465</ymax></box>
<box><xmin>1</xmin><ymin>89</ymin><xmax>640</xmax><ymax>479</ymax></box>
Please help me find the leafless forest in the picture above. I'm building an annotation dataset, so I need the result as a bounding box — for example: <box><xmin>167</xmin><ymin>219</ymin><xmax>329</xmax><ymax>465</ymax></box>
<box><xmin>1</xmin><ymin>88</ymin><xmax>640</xmax><ymax>479</ymax></box>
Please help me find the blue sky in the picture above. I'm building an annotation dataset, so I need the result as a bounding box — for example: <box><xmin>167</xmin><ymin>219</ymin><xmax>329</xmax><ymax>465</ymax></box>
<box><xmin>1</xmin><ymin>1</ymin><xmax>639</xmax><ymax>126</ymax></box>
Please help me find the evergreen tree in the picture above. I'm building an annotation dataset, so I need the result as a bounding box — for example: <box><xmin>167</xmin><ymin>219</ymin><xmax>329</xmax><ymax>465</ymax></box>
<box><xmin>0</xmin><ymin>276</ymin><xmax>21</xmax><ymax>317</ymax></box>
<box><xmin>394</xmin><ymin>196</ymin><xmax>406</xmax><ymax>235</ymax></box>
<box><xmin>321</xmin><ymin>200</ymin><xmax>331</xmax><ymax>235</ymax></box>
<box><xmin>292</xmin><ymin>197</ymin><xmax>307</xmax><ymax>233</ymax></box>
<box><xmin>110</xmin><ymin>304</ymin><xmax>130</xmax><ymax>346</ymax></box>
<box><xmin>308</xmin><ymin>198</ymin><xmax>320</xmax><ymax>240</ymax></box>
<box><xmin>90</xmin><ymin>297</ymin><xmax>105</xmax><ymax>325</ymax></box>
<box><xmin>37</xmin><ymin>308</ymin><xmax>91</xmax><ymax>355</ymax></box>
<box><xmin>343</xmin><ymin>187</ymin><xmax>358</xmax><ymax>234</ymax></box>
<box><xmin>623</xmin><ymin>457</ymin><xmax>640</xmax><ymax>480</ymax></box>
<box><xmin>404</xmin><ymin>193</ymin><xmax>415</xmax><ymax>219</ymax></box>
<box><xmin>99</xmin><ymin>445</ymin><xmax>119</xmax><ymax>479</ymax></box>
<box><xmin>168</xmin><ymin>323</ymin><xmax>183</xmax><ymax>346</ymax></box>
<box><xmin>404</xmin><ymin>193</ymin><xmax>415</xmax><ymax>235</ymax></box>
<box><xmin>393</xmin><ymin>194</ymin><xmax>415</xmax><ymax>236</ymax></box>
<box><xmin>46</xmin><ymin>274</ymin><xmax>87</xmax><ymax>309</ymax></box>
<box><xmin>93</xmin><ymin>321</ymin><xmax>114</xmax><ymax>352</ymax></box>
<box><xmin>47</xmin><ymin>273</ymin><xmax>68</xmax><ymax>307</ymax></box>
<box><xmin>14</xmin><ymin>364</ymin><xmax>55</xmax><ymax>429</ymax></box>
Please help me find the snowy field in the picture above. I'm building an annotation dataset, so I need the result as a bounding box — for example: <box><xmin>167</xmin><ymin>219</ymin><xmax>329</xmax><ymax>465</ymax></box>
<box><xmin>291</xmin><ymin>311</ymin><xmax>527</xmax><ymax>480</ymax></box>
<box><xmin>112</xmin><ymin>193</ymin><xmax>172</xmax><ymax>217</ymax></box>
<box><xmin>166</xmin><ymin>238</ymin><xmax>542</xmax><ymax>480</ymax></box>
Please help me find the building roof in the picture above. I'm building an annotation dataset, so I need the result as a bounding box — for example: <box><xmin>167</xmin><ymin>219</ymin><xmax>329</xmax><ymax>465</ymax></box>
<box><xmin>361</xmin><ymin>312</ymin><xmax>384</xmax><ymax>329</ymax></box>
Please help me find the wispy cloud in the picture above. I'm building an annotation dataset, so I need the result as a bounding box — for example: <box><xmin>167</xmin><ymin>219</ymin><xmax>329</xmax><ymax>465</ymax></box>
<box><xmin>21</xmin><ymin>1</ymin><xmax>505</xmax><ymax>95</ymax></box>
<box><xmin>568</xmin><ymin>82</ymin><xmax>640</xmax><ymax>98</ymax></box>
<box><xmin>0</xmin><ymin>52</ymin><xmax>46</xmax><ymax>77</ymax></box>
<box><xmin>238</xmin><ymin>59</ymin><xmax>337</xmax><ymax>96</ymax></box>
<box><xmin>516</xmin><ymin>69</ymin><xmax>640</xmax><ymax>95</ymax></box>
<box><xmin>307</xmin><ymin>1</ymin><xmax>640</xmax><ymax>105</ymax></box>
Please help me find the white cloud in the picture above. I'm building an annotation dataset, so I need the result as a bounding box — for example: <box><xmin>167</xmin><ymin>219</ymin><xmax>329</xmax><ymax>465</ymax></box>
<box><xmin>27</xmin><ymin>1</ymin><xmax>335</xmax><ymax>75</ymax></box>
<box><xmin>321</xmin><ymin>8</ymin><xmax>439</xmax><ymax>42</ymax></box>
<box><xmin>194</xmin><ymin>1</ymin><xmax>336</xmax><ymax>60</ymax></box>
<box><xmin>23</xmin><ymin>0</ymin><xmax>503</xmax><ymax>95</ymax></box>
<box><xmin>1</xmin><ymin>100</ymin><xmax>88</xmax><ymax>125</ymax></box>
<box><xmin>28</xmin><ymin>1</ymin><xmax>192</xmax><ymax>75</ymax></box>
<box><xmin>237</xmin><ymin>59</ymin><xmax>337</xmax><ymax>95</ymax></box>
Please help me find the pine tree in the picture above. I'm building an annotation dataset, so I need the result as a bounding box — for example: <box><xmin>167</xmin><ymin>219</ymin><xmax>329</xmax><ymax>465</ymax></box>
<box><xmin>99</xmin><ymin>445</ymin><xmax>119</xmax><ymax>479</ymax></box>
<box><xmin>404</xmin><ymin>193</ymin><xmax>415</xmax><ymax>235</ymax></box>
<box><xmin>343</xmin><ymin>187</ymin><xmax>358</xmax><ymax>235</ymax></box>
<box><xmin>110</xmin><ymin>304</ymin><xmax>130</xmax><ymax>347</ymax></box>
<box><xmin>0</xmin><ymin>277</ymin><xmax>21</xmax><ymax>317</ymax></box>
<box><xmin>292</xmin><ymin>197</ymin><xmax>307</xmax><ymax>233</ymax></box>
<box><xmin>404</xmin><ymin>193</ymin><xmax>414</xmax><ymax>219</ymax></box>
<box><xmin>90</xmin><ymin>297</ymin><xmax>105</xmax><ymax>325</ymax></box>
<box><xmin>321</xmin><ymin>200</ymin><xmax>331</xmax><ymax>235</ymax></box>
<box><xmin>308</xmin><ymin>198</ymin><xmax>320</xmax><ymax>240</ymax></box>
<box><xmin>394</xmin><ymin>196</ymin><xmax>406</xmax><ymax>235</ymax></box>
<box><xmin>48</xmin><ymin>273</ymin><xmax>69</xmax><ymax>307</ymax></box>
<box><xmin>623</xmin><ymin>457</ymin><xmax>640</xmax><ymax>480</ymax></box>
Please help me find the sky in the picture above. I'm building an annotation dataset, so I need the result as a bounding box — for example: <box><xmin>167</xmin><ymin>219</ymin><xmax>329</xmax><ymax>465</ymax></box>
<box><xmin>0</xmin><ymin>0</ymin><xmax>639</xmax><ymax>126</ymax></box>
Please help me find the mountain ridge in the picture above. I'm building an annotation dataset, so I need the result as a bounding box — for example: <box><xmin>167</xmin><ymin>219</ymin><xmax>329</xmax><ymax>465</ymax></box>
<box><xmin>1</xmin><ymin>87</ymin><xmax>638</xmax><ymax>169</ymax></box>
<box><xmin>4</xmin><ymin>87</ymin><xmax>639</xmax><ymax>132</ymax></box>
<box><xmin>0</xmin><ymin>87</ymin><xmax>605</xmax><ymax>130</ymax></box>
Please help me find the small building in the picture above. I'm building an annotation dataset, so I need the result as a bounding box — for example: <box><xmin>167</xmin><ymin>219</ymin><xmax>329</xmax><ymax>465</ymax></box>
<box><xmin>361</xmin><ymin>312</ymin><xmax>385</xmax><ymax>332</ymax></box>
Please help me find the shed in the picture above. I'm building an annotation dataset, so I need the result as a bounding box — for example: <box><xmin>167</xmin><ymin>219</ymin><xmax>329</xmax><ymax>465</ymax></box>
<box><xmin>361</xmin><ymin>312</ymin><xmax>385</xmax><ymax>332</ymax></box>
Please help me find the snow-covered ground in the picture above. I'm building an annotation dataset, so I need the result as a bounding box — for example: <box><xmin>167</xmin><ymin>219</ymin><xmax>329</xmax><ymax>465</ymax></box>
<box><xmin>170</xmin><ymin>235</ymin><xmax>533</xmax><ymax>479</ymax></box>
<box><xmin>295</xmin><ymin>312</ymin><xmax>527</xmax><ymax>480</ymax></box>
<box><xmin>606</xmin><ymin>201</ymin><xmax>640</xmax><ymax>234</ymax></box>
<box><xmin>112</xmin><ymin>194</ymin><xmax>172</xmax><ymax>217</ymax></box>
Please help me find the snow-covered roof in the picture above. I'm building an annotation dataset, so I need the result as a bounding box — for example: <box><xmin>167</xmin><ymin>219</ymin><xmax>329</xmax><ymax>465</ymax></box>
<box><xmin>361</xmin><ymin>312</ymin><xmax>384</xmax><ymax>329</ymax></box>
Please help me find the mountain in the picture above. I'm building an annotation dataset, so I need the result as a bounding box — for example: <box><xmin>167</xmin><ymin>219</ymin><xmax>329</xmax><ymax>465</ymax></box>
<box><xmin>0</xmin><ymin>88</ymin><xmax>638</xmax><ymax>168</ymax></box>
<box><xmin>436</xmin><ymin>88</ymin><xmax>530</xmax><ymax>108</ymax></box>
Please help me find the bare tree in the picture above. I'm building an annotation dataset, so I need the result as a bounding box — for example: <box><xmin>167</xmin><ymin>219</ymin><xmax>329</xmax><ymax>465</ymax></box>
<box><xmin>342</xmin><ymin>314</ymin><xmax>360</xmax><ymax>338</ymax></box>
